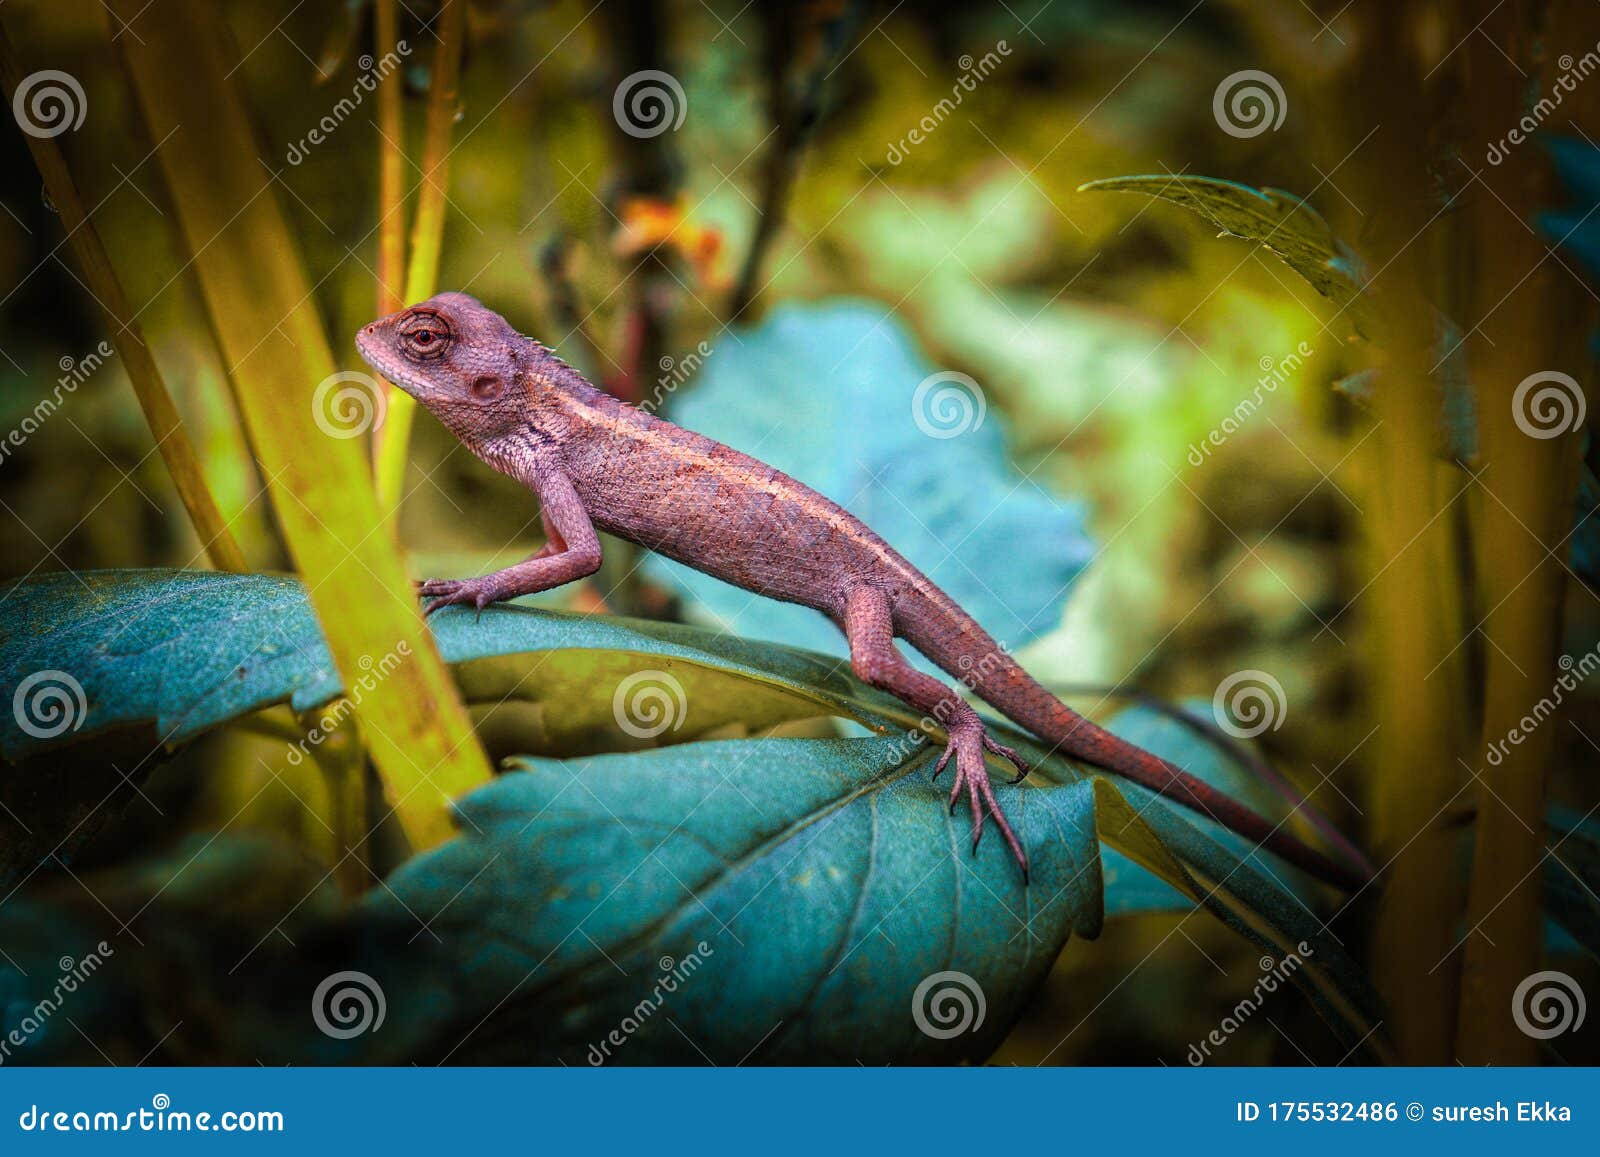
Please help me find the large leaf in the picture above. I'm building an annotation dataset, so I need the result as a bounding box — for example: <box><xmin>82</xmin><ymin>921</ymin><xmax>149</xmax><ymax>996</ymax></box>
<box><xmin>0</xmin><ymin>739</ymin><xmax>1379</xmax><ymax>1065</ymax></box>
<box><xmin>0</xmin><ymin>570</ymin><xmax>1379</xmax><ymax>1060</ymax></box>
<box><xmin>648</xmin><ymin>302</ymin><xmax>1095</xmax><ymax>662</ymax></box>
<box><xmin>0</xmin><ymin>569</ymin><xmax>879</xmax><ymax>762</ymax></box>
<box><xmin>1079</xmin><ymin>175</ymin><xmax>1374</xmax><ymax>338</ymax></box>
<box><xmin>339</xmin><ymin>740</ymin><xmax>1379</xmax><ymax>1064</ymax></box>
<box><xmin>340</xmin><ymin>739</ymin><xmax>1101</xmax><ymax>1065</ymax></box>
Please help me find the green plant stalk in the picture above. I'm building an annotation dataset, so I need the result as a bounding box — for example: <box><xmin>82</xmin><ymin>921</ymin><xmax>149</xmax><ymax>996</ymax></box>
<box><xmin>1344</xmin><ymin>0</ymin><xmax>1469</xmax><ymax>1064</ymax></box>
<box><xmin>374</xmin><ymin>0</ymin><xmax>465</xmax><ymax>522</ymax></box>
<box><xmin>1456</xmin><ymin>1</ymin><xmax>1587</xmax><ymax>1063</ymax></box>
<box><xmin>369</xmin><ymin>0</ymin><xmax>407</xmax><ymax>478</ymax></box>
<box><xmin>113</xmin><ymin>0</ymin><xmax>492</xmax><ymax>850</ymax></box>
<box><xmin>374</xmin><ymin>0</ymin><xmax>406</xmax><ymax>316</ymax></box>
<box><xmin>0</xmin><ymin>21</ymin><xmax>247</xmax><ymax>574</ymax></box>
<box><xmin>351</xmin><ymin>0</ymin><xmax>409</xmax><ymax>856</ymax></box>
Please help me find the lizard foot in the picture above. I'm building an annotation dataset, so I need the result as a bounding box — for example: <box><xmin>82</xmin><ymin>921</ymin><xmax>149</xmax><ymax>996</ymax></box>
<box><xmin>417</xmin><ymin>576</ymin><xmax>504</xmax><ymax>617</ymax></box>
<box><xmin>932</xmin><ymin>722</ymin><xmax>1029</xmax><ymax>883</ymax></box>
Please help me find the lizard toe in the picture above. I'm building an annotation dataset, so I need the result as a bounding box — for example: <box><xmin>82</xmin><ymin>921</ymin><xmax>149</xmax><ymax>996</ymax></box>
<box><xmin>983</xmin><ymin>735</ymin><xmax>1031</xmax><ymax>784</ymax></box>
<box><xmin>939</xmin><ymin>722</ymin><xmax>1029</xmax><ymax>882</ymax></box>
<box><xmin>420</xmin><ymin>576</ymin><xmax>511</xmax><ymax>617</ymax></box>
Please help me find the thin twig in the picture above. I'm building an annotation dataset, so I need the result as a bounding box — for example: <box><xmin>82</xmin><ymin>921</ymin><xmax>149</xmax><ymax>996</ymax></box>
<box><xmin>728</xmin><ymin>0</ymin><xmax>856</xmax><ymax>321</ymax></box>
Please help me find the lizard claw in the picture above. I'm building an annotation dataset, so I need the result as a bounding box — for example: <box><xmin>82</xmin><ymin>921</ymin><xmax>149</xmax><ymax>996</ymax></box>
<box><xmin>418</xmin><ymin>577</ymin><xmax>500</xmax><ymax>617</ymax></box>
<box><xmin>984</xmin><ymin>734</ymin><xmax>1031</xmax><ymax>784</ymax></box>
<box><xmin>418</xmin><ymin>578</ymin><xmax>461</xmax><ymax>597</ymax></box>
<box><xmin>934</xmin><ymin>722</ymin><xmax>1029</xmax><ymax>883</ymax></box>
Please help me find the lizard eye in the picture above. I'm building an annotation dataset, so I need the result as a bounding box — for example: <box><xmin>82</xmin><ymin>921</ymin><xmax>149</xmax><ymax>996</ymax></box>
<box><xmin>399</xmin><ymin>311</ymin><xmax>451</xmax><ymax>360</ymax></box>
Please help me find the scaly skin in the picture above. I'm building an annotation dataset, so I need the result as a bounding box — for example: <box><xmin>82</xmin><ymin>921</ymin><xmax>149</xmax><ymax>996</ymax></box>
<box><xmin>357</xmin><ymin>292</ymin><xmax>1369</xmax><ymax>890</ymax></box>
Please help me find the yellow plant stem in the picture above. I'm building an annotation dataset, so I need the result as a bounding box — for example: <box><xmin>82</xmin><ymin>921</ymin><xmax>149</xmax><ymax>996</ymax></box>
<box><xmin>1456</xmin><ymin>1</ymin><xmax>1589</xmax><ymax>1063</ymax></box>
<box><xmin>370</xmin><ymin>0</ymin><xmax>407</xmax><ymax>469</ymax></box>
<box><xmin>0</xmin><ymin>21</ymin><xmax>247</xmax><ymax>574</ymax></box>
<box><xmin>374</xmin><ymin>0</ymin><xmax>407</xmax><ymax>317</ymax></box>
<box><xmin>114</xmin><ymin>0</ymin><xmax>492</xmax><ymax>851</ymax></box>
<box><xmin>1344</xmin><ymin>0</ymin><xmax>1469</xmax><ymax>1064</ymax></box>
<box><xmin>374</xmin><ymin>0</ymin><xmax>466</xmax><ymax>523</ymax></box>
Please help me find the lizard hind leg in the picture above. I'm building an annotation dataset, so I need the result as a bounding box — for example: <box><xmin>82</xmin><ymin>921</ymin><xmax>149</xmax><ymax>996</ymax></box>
<box><xmin>840</xmin><ymin>585</ymin><xmax>1029</xmax><ymax>882</ymax></box>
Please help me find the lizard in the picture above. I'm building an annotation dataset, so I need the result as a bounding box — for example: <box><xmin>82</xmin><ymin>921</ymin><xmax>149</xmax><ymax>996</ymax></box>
<box><xmin>357</xmin><ymin>292</ymin><xmax>1370</xmax><ymax>891</ymax></box>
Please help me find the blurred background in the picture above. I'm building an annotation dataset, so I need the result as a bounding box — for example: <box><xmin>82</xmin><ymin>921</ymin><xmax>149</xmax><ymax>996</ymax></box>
<box><xmin>1</xmin><ymin>0</ymin><xmax>1597</xmax><ymax>1065</ymax></box>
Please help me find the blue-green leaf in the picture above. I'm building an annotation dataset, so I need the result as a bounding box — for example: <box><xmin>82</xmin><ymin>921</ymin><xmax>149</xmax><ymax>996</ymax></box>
<box><xmin>344</xmin><ymin>738</ymin><xmax>1101</xmax><ymax>1064</ymax></box>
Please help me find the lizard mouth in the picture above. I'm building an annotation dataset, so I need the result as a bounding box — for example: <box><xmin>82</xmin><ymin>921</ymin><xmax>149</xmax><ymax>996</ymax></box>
<box><xmin>355</xmin><ymin>328</ymin><xmax>432</xmax><ymax>402</ymax></box>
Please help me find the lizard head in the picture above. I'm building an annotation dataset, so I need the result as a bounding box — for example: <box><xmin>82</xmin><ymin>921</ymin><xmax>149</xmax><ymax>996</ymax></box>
<box><xmin>356</xmin><ymin>291</ymin><xmax>531</xmax><ymax>452</ymax></box>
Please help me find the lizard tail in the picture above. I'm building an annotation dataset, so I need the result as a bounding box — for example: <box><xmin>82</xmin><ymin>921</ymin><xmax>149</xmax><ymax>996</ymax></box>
<box><xmin>896</xmin><ymin>593</ymin><xmax>1373</xmax><ymax>893</ymax></box>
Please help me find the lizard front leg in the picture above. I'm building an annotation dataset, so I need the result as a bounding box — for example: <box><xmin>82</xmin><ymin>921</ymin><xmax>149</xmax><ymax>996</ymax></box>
<box><xmin>420</xmin><ymin>468</ymin><xmax>600</xmax><ymax>615</ymax></box>
<box><xmin>841</xmin><ymin>585</ymin><xmax>1029</xmax><ymax>881</ymax></box>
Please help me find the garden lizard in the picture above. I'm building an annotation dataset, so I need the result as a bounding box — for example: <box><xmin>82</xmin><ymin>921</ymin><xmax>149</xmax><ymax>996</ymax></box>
<box><xmin>357</xmin><ymin>292</ymin><xmax>1368</xmax><ymax>891</ymax></box>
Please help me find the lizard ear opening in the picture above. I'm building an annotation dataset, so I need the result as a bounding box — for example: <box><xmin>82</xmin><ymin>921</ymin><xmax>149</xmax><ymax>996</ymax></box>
<box><xmin>471</xmin><ymin>375</ymin><xmax>504</xmax><ymax>401</ymax></box>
